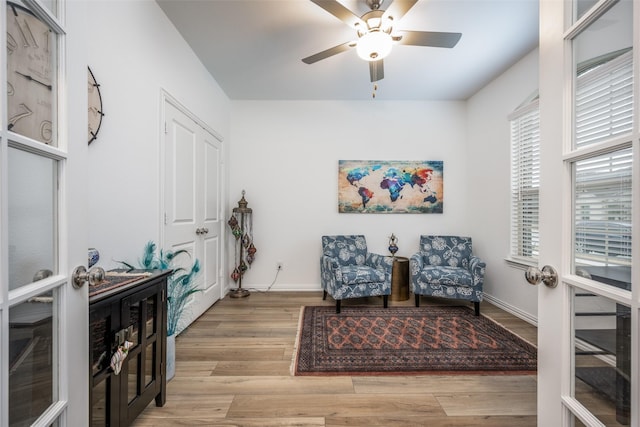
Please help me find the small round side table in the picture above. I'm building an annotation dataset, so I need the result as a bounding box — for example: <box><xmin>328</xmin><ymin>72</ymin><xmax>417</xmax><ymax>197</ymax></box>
<box><xmin>391</xmin><ymin>256</ymin><xmax>410</xmax><ymax>301</ymax></box>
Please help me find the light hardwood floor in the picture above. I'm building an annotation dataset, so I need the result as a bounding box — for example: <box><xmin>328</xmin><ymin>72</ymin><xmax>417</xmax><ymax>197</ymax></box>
<box><xmin>132</xmin><ymin>292</ymin><xmax>539</xmax><ymax>427</ymax></box>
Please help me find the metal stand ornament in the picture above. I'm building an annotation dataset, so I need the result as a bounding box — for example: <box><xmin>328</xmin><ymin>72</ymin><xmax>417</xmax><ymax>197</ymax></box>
<box><xmin>388</xmin><ymin>233</ymin><xmax>399</xmax><ymax>257</ymax></box>
<box><xmin>228</xmin><ymin>191</ymin><xmax>256</xmax><ymax>298</ymax></box>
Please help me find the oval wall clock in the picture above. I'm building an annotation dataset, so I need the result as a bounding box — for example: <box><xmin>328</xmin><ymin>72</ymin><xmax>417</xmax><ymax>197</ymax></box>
<box><xmin>88</xmin><ymin>66</ymin><xmax>104</xmax><ymax>144</ymax></box>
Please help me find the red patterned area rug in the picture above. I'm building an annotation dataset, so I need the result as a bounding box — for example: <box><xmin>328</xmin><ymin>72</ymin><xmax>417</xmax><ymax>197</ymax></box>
<box><xmin>292</xmin><ymin>305</ymin><xmax>537</xmax><ymax>376</ymax></box>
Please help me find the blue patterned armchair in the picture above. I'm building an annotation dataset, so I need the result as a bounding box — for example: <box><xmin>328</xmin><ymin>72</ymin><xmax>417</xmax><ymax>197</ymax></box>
<box><xmin>410</xmin><ymin>235</ymin><xmax>486</xmax><ymax>315</ymax></box>
<box><xmin>321</xmin><ymin>235</ymin><xmax>393</xmax><ymax>313</ymax></box>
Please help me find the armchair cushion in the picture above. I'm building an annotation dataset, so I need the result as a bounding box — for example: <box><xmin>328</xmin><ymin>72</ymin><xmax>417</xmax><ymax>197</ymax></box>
<box><xmin>340</xmin><ymin>265</ymin><xmax>386</xmax><ymax>285</ymax></box>
<box><xmin>419</xmin><ymin>235</ymin><xmax>473</xmax><ymax>268</ymax></box>
<box><xmin>418</xmin><ymin>266</ymin><xmax>474</xmax><ymax>288</ymax></box>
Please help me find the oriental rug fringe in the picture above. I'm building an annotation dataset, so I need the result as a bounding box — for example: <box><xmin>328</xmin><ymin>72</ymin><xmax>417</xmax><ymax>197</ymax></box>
<box><xmin>292</xmin><ymin>305</ymin><xmax>537</xmax><ymax>376</ymax></box>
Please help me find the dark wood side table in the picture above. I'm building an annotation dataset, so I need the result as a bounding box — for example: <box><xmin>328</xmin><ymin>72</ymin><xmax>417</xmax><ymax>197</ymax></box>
<box><xmin>391</xmin><ymin>256</ymin><xmax>410</xmax><ymax>301</ymax></box>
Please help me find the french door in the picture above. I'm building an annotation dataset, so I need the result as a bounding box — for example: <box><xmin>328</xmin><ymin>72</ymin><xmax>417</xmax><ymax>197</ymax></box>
<box><xmin>538</xmin><ymin>0</ymin><xmax>637</xmax><ymax>426</ymax></box>
<box><xmin>162</xmin><ymin>94</ymin><xmax>224</xmax><ymax>335</ymax></box>
<box><xmin>1</xmin><ymin>0</ymin><xmax>88</xmax><ymax>425</ymax></box>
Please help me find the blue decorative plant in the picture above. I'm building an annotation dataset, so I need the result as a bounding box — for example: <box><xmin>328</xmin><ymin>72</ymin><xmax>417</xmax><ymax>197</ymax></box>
<box><xmin>120</xmin><ymin>241</ymin><xmax>201</xmax><ymax>336</ymax></box>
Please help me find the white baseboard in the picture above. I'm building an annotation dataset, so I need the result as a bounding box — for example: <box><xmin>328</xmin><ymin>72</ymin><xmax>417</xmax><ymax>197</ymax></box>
<box><xmin>482</xmin><ymin>293</ymin><xmax>538</xmax><ymax>327</ymax></box>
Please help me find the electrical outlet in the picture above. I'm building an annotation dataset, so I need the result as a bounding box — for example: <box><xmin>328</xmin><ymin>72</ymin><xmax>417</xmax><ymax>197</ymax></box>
<box><xmin>277</xmin><ymin>262</ymin><xmax>283</xmax><ymax>270</ymax></box>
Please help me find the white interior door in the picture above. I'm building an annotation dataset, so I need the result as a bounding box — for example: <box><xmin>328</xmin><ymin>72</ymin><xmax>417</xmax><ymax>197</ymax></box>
<box><xmin>2</xmin><ymin>0</ymin><xmax>88</xmax><ymax>425</ymax></box>
<box><xmin>538</xmin><ymin>1</ymin><xmax>637</xmax><ymax>426</ymax></box>
<box><xmin>163</xmin><ymin>96</ymin><xmax>223</xmax><ymax>335</ymax></box>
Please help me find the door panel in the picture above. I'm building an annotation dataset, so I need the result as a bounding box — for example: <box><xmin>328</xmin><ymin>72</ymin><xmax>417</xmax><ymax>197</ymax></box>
<box><xmin>3</xmin><ymin>2</ymin><xmax>88</xmax><ymax>424</ymax></box>
<box><xmin>203</xmin><ymin>135</ymin><xmax>221</xmax><ymax>291</ymax></box>
<box><xmin>538</xmin><ymin>1</ymin><xmax>636</xmax><ymax>426</ymax></box>
<box><xmin>203</xmin><ymin>237</ymin><xmax>219</xmax><ymax>291</ymax></box>
<box><xmin>163</xmin><ymin>98</ymin><xmax>223</xmax><ymax>335</ymax></box>
<box><xmin>172</xmin><ymin>124</ymin><xmax>196</xmax><ymax>224</ymax></box>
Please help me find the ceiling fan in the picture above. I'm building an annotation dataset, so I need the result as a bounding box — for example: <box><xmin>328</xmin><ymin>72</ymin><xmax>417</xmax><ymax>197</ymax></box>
<box><xmin>302</xmin><ymin>0</ymin><xmax>462</xmax><ymax>82</ymax></box>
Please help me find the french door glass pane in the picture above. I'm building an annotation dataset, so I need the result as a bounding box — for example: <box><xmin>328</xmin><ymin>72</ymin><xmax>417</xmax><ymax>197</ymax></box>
<box><xmin>573</xmin><ymin>0</ymin><xmax>633</xmax><ymax>149</ymax></box>
<box><xmin>574</xmin><ymin>0</ymin><xmax>599</xmax><ymax>22</ymax></box>
<box><xmin>572</xmin><ymin>288</ymin><xmax>630</xmax><ymax>426</ymax></box>
<box><xmin>6</xmin><ymin>1</ymin><xmax>58</xmax><ymax>145</ymax></box>
<box><xmin>40</xmin><ymin>0</ymin><xmax>59</xmax><ymax>18</ymax></box>
<box><xmin>9</xmin><ymin>289</ymin><xmax>58</xmax><ymax>427</ymax></box>
<box><xmin>573</xmin><ymin>148</ymin><xmax>632</xmax><ymax>290</ymax></box>
<box><xmin>8</xmin><ymin>147</ymin><xmax>57</xmax><ymax>290</ymax></box>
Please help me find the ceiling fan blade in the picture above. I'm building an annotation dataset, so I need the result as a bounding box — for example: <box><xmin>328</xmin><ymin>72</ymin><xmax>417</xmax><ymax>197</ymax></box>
<box><xmin>302</xmin><ymin>41</ymin><xmax>355</xmax><ymax>64</ymax></box>
<box><xmin>382</xmin><ymin>0</ymin><xmax>419</xmax><ymax>21</ymax></box>
<box><xmin>310</xmin><ymin>0</ymin><xmax>366</xmax><ymax>28</ymax></box>
<box><xmin>395</xmin><ymin>30</ymin><xmax>462</xmax><ymax>48</ymax></box>
<box><xmin>369</xmin><ymin>60</ymin><xmax>384</xmax><ymax>82</ymax></box>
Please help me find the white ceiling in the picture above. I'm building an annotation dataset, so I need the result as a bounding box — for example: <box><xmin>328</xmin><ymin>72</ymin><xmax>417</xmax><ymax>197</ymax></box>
<box><xmin>156</xmin><ymin>0</ymin><xmax>539</xmax><ymax>101</ymax></box>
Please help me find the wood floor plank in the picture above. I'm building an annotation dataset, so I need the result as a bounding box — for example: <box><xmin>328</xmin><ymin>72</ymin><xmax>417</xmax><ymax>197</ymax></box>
<box><xmin>436</xmin><ymin>392</ymin><xmax>537</xmax><ymax>416</ymax></box>
<box><xmin>352</xmin><ymin>374</ymin><xmax>537</xmax><ymax>394</ymax></box>
<box><xmin>134</xmin><ymin>417</ymin><xmax>325</xmax><ymax>426</ymax></box>
<box><xmin>133</xmin><ymin>394</ymin><xmax>233</xmax><ymax>421</ymax></box>
<box><xmin>166</xmin><ymin>375</ymin><xmax>355</xmax><ymax>395</ymax></box>
<box><xmin>211</xmin><ymin>360</ymin><xmax>292</xmax><ymax>376</ymax></box>
<box><xmin>226</xmin><ymin>394</ymin><xmax>445</xmax><ymax>418</ymax></box>
<box><xmin>326</xmin><ymin>415</ymin><xmax>537</xmax><ymax>427</ymax></box>
<box><xmin>176</xmin><ymin>347</ymin><xmax>286</xmax><ymax>362</ymax></box>
<box><xmin>174</xmin><ymin>360</ymin><xmax>218</xmax><ymax>376</ymax></box>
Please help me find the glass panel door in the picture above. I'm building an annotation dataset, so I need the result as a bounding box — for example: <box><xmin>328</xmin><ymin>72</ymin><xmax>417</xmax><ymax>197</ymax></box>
<box><xmin>566</xmin><ymin>0</ymin><xmax>635</xmax><ymax>425</ymax></box>
<box><xmin>2</xmin><ymin>0</ymin><xmax>88</xmax><ymax>425</ymax></box>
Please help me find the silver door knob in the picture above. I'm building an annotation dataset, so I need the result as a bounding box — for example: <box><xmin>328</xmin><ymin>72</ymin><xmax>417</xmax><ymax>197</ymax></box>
<box><xmin>196</xmin><ymin>227</ymin><xmax>209</xmax><ymax>235</ymax></box>
<box><xmin>525</xmin><ymin>265</ymin><xmax>558</xmax><ymax>288</ymax></box>
<box><xmin>72</xmin><ymin>265</ymin><xmax>106</xmax><ymax>289</ymax></box>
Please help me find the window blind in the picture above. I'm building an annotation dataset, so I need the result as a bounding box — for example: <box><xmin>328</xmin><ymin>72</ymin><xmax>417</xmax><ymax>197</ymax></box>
<box><xmin>575</xmin><ymin>49</ymin><xmax>633</xmax><ymax>147</ymax></box>
<box><xmin>510</xmin><ymin>101</ymin><xmax>540</xmax><ymax>261</ymax></box>
<box><xmin>573</xmin><ymin>49</ymin><xmax>633</xmax><ymax>267</ymax></box>
<box><xmin>574</xmin><ymin>148</ymin><xmax>632</xmax><ymax>265</ymax></box>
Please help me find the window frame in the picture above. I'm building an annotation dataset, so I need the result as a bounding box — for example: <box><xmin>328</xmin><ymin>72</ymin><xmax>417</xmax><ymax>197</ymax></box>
<box><xmin>509</xmin><ymin>98</ymin><xmax>540</xmax><ymax>265</ymax></box>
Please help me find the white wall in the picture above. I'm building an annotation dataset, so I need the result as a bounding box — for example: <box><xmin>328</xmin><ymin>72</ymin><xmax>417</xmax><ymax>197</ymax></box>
<box><xmin>229</xmin><ymin>101</ymin><xmax>471</xmax><ymax>291</ymax></box>
<box><xmin>466</xmin><ymin>48</ymin><xmax>539</xmax><ymax>321</ymax></box>
<box><xmin>86</xmin><ymin>1</ymin><xmax>230</xmax><ymax>269</ymax></box>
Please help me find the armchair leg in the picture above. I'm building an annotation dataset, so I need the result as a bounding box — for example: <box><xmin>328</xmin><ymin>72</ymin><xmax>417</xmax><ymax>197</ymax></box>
<box><xmin>383</xmin><ymin>295</ymin><xmax>388</xmax><ymax>309</ymax></box>
<box><xmin>323</xmin><ymin>290</ymin><xmax>327</xmax><ymax>300</ymax></box>
<box><xmin>415</xmin><ymin>294</ymin><xmax>420</xmax><ymax>307</ymax></box>
<box><xmin>336</xmin><ymin>300</ymin><xmax>341</xmax><ymax>314</ymax></box>
<box><xmin>474</xmin><ymin>301</ymin><xmax>480</xmax><ymax>316</ymax></box>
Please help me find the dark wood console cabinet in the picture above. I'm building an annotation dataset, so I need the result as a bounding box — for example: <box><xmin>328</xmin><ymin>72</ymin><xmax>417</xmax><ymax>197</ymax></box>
<box><xmin>89</xmin><ymin>270</ymin><xmax>171</xmax><ymax>427</ymax></box>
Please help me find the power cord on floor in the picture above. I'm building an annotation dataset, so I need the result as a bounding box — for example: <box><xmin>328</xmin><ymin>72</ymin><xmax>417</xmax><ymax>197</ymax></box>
<box><xmin>233</xmin><ymin>264</ymin><xmax>281</xmax><ymax>294</ymax></box>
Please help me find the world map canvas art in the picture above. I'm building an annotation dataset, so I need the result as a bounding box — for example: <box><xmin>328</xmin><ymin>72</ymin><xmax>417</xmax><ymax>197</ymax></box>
<box><xmin>338</xmin><ymin>160</ymin><xmax>444</xmax><ymax>213</ymax></box>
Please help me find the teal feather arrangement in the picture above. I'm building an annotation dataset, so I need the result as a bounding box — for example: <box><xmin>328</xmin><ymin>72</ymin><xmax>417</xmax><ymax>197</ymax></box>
<box><xmin>120</xmin><ymin>241</ymin><xmax>201</xmax><ymax>336</ymax></box>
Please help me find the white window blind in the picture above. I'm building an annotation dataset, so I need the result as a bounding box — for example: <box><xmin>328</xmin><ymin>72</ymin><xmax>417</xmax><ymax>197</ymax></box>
<box><xmin>574</xmin><ymin>148</ymin><xmax>632</xmax><ymax>266</ymax></box>
<box><xmin>573</xmin><ymin>49</ymin><xmax>633</xmax><ymax>268</ymax></box>
<box><xmin>575</xmin><ymin>49</ymin><xmax>633</xmax><ymax>147</ymax></box>
<box><xmin>509</xmin><ymin>100</ymin><xmax>540</xmax><ymax>261</ymax></box>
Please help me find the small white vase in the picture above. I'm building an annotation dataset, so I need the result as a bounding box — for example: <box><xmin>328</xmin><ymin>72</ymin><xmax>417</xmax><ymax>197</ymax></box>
<box><xmin>166</xmin><ymin>334</ymin><xmax>176</xmax><ymax>381</ymax></box>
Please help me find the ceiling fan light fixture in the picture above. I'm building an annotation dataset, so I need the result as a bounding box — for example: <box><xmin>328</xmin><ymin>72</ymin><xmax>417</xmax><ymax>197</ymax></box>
<box><xmin>356</xmin><ymin>30</ymin><xmax>392</xmax><ymax>61</ymax></box>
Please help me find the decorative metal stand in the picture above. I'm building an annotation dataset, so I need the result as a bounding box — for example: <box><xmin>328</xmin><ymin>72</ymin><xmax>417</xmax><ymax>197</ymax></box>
<box><xmin>228</xmin><ymin>191</ymin><xmax>256</xmax><ymax>298</ymax></box>
<box><xmin>388</xmin><ymin>233</ymin><xmax>399</xmax><ymax>257</ymax></box>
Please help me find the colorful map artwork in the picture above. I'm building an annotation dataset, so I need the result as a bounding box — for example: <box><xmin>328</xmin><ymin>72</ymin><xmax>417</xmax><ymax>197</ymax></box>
<box><xmin>338</xmin><ymin>160</ymin><xmax>444</xmax><ymax>213</ymax></box>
